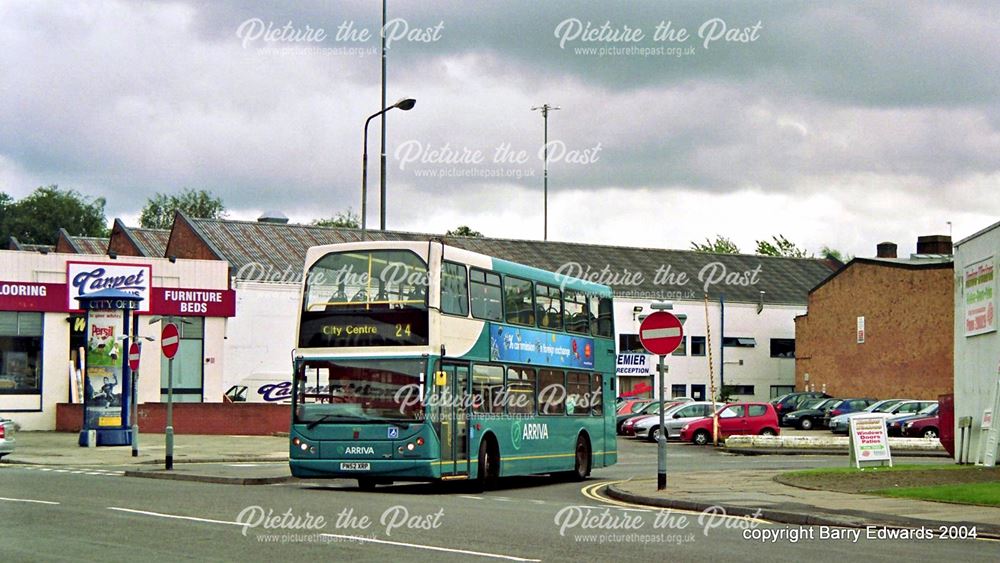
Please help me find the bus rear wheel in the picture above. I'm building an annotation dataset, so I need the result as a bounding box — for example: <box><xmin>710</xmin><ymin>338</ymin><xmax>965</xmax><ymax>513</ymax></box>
<box><xmin>476</xmin><ymin>436</ymin><xmax>499</xmax><ymax>491</ymax></box>
<box><xmin>571</xmin><ymin>435</ymin><xmax>592</xmax><ymax>481</ymax></box>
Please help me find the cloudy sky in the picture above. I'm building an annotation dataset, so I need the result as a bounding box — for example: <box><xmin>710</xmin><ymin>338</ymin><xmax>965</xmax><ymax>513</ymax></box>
<box><xmin>2</xmin><ymin>1</ymin><xmax>998</xmax><ymax>257</ymax></box>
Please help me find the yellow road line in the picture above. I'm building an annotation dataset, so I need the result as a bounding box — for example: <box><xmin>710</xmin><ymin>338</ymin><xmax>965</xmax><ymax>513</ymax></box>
<box><xmin>580</xmin><ymin>480</ymin><xmax>772</xmax><ymax>526</ymax></box>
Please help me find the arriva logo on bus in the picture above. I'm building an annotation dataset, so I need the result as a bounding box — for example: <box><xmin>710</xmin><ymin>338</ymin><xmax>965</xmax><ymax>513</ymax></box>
<box><xmin>512</xmin><ymin>420</ymin><xmax>550</xmax><ymax>449</ymax></box>
<box><xmin>344</xmin><ymin>446</ymin><xmax>375</xmax><ymax>455</ymax></box>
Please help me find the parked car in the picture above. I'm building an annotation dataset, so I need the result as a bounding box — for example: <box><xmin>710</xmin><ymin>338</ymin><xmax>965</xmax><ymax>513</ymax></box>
<box><xmin>620</xmin><ymin>401</ymin><xmax>688</xmax><ymax>436</ymax></box>
<box><xmin>780</xmin><ymin>398</ymin><xmax>840</xmax><ymax>430</ymax></box>
<box><xmin>902</xmin><ymin>415</ymin><xmax>941</xmax><ymax>439</ymax></box>
<box><xmin>634</xmin><ymin>401</ymin><xmax>725</xmax><ymax>441</ymax></box>
<box><xmin>617</xmin><ymin>399</ymin><xmax>651</xmax><ymax>416</ymax></box>
<box><xmin>829</xmin><ymin>399</ymin><xmax>934</xmax><ymax>434</ymax></box>
<box><xmin>616</xmin><ymin>400</ymin><xmax>654</xmax><ymax>434</ymax></box>
<box><xmin>822</xmin><ymin>398</ymin><xmax>878</xmax><ymax>428</ymax></box>
<box><xmin>0</xmin><ymin>418</ymin><xmax>15</xmax><ymax>459</ymax></box>
<box><xmin>770</xmin><ymin>392</ymin><xmax>832</xmax><ymax>421</ymax></box>
<box><xmin>886</xmin><ymin>403</ymin><xmax>939</xmax><ymax>436</ymax></box>
<box><xmin>679</xmin><ymin>402</ymin><xmax>780</xmax><ymax>446</ymax></box>
<box><xmin>827</xmin><ymin>399</ymin><xmax>905</xmax><ymax>434</ymax></box>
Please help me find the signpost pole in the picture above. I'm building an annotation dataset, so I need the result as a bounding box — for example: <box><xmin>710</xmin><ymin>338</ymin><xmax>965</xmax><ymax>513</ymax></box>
<box><xmin>131</xmin><ymin>342</ymin><xmax>140</xmax><ymax>457</ymax></box>
<box><xmin>657</xmin><ymin>354</ymin><xmax>667</xmax><ymax>490</ymax></box>
<box><xmin>166</xmin><ymin>356</ymin><xmax>173</xmax><ymax>470</ymax></box>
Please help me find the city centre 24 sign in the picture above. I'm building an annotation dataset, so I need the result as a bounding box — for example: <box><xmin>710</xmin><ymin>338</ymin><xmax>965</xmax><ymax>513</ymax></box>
<box><xmin>67</xmin><ymin>262</ymin><xmax>152</xmax><ymax>313</ymax></box>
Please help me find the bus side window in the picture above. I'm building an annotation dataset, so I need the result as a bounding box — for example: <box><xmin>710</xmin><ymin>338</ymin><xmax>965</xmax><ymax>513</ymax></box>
<box><xmin>597</xmin><ymin>297</ymin><xmax>614</xmax><ymax>337</ymax></box>
<box><xmin>506</xmin><ymin>366</ymin><xmax>535</xmax><ymax>415</ymax></box>
<box><xmin>441</xmin><ymin>261</ymin><xmax>470</xmax><ymax>316</ymax></box>
<box><xmin>592</xmin><ymin>374</ymin><xmax>603</xmax><ymax>415</ymax></box>
<box><xmin>538</xmin><ymin>369</ymin><xmax>565</xmax><ymax>415</ymax></box>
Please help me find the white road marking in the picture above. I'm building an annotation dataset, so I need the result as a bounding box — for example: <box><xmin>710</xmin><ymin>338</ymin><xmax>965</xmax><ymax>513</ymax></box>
<box><xmin>317</xmin><ymin>532</ymin><xmax>541</xmax><ymax>561</ymax></box>
<box><xmin>459</xmin><ymin>495</ymin><xmax>484</xmax><ymax>500</ymax></box>
<box><xmin>0</xmin><ymin>497</ymin><xmax>60</xmax><ymax>505</ymax></box>
<box><xmin>108</xmin><ymin>506</ymin><xmax>541</xmax><ymax>561</ymax></box>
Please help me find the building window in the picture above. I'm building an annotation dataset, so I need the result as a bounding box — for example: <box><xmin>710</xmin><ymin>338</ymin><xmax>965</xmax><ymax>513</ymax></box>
<box><xmin>441</xmin><ymin>261</ymin><xmax>469</xmax><ymax>317</ymax></box>
<box><xmin>728</xmin><ymin>385</ymin><xmax>755</xmax><ymax>396</ymax></box>
<box><xmin>672</xmin><ymin>336</ymin><xmax>686</xmax><ymax>356</ymax></box>
<box><xmin>722</xmin><ymin>337</ymin><xmax>756</xmax><ymax>348</ymax></box>
<box><xmin>671</xmin><ymin>384</ymin><xmax>687</xmax><ymax>398</ymax></box>
<box><xmin>618</xmin><ymin>334</ymin><xmax>645</xmax><ymax>354</ymax></box>
<box><xmin>504</xmin><ymin>276</ymin><xmax>535</xmax><ymax>326</ymax></box>
<box><xmin>470</xmin><ymin>269</ymin><xmax>503</xmax><ymax>321</ymax></box>
<box><xmin>770</xmin><ymin>385</ymin><xmax>794</xmax><ymax>399</ymax></box>
<box><xmin>0</xmin><ymin>312</ymin><xmax>42</xmax><ymax>394</ymax></box>
<box><xmin>690</xmin><ymin>336</ymin><xmax>706</xmax><ymax>356</ymax></box>
<box><xmin>769</xmin><ymin>338</ymin><xmax>795</xmax><ymax>358</ymax></box>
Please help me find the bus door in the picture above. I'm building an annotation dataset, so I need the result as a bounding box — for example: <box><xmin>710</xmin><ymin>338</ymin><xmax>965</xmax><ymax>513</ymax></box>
<box><xmin>434</xmin><ymin>363</ymin><xmax>470</xmax><ymax>477</ymax></box>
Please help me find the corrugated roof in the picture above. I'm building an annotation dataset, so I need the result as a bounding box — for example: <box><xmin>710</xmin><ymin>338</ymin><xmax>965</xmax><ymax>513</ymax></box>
<box><xmin>130</xmin><ymin>228</ymin><xmax>170</xmax><ymax>257</ymax></box>
<box><xmin>190</xmin><ymin>217</ymin><xmax>836</xmax><ymax>305</ymax></box>
<box><xmin>72</xmin><ymin>236</ymin><xmax>109</xmax><ymax>255</ymax></box>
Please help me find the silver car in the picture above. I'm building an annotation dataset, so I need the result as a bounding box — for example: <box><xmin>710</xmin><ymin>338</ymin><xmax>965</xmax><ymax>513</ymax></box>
<box><xmin>0</xmin><ymin>418</ymin><xmax>15</xmax><ymax>459</ymax></box>
<box><xmin>635</xmin><ymin>401</ymin><xmax>724</xmax><ymax>441</ymax></box>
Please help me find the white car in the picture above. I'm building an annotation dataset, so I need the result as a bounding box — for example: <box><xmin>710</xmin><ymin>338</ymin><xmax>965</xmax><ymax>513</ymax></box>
<box><xmin>0</xmin><ymin>418</ymin><xmax>15</xmax><ymax>459</ymax></box>
<box><xmin>634</xmin><ymin>401</ymin><xmax>724</xmax><ymax>441</ymax></box>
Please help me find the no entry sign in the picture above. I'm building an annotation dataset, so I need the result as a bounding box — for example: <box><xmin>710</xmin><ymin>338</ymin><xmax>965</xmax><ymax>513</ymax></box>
<box><xmin>161</xmin><ymin>322</ymin><xmax>179</xmax><ymax>359</ymax></box>
<box><xmin>639</xmin><ymin>311</ymin><xmax>684</xmax><ymax>356</ymax></box>
<box><xmin>128</xmin><ymin>342</ymin><xmax>141</xmax><ymax>371</ymax></box>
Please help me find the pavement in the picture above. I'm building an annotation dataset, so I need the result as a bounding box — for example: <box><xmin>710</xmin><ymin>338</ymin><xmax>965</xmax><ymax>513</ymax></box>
<box><xmin>607</xmin><ymin>471</ymin><xmax>1000</xmax><ymax>539</ymax></box>
<box><xmin>4</xmin><ymin>432</ymin><xmax>998</xmax><ymax>538</ymax></box>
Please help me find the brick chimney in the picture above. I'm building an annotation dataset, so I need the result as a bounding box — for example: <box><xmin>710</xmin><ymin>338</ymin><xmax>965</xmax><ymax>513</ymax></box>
<box><xmin>916</xmin><ymin>235</ymin><xmax>952</xmax><ymax>255</ymax></box>
<box><xmin>876</xmin><ymin>242</ymin><xmax>897</xmax><ymax>258</ymax></box>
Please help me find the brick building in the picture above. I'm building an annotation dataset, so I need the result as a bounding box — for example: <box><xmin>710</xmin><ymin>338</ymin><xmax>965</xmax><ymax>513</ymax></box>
<box><xmin>795</xmin><ymin>236</ymin><xmax>954</xmax><ymax>400</ymax></box>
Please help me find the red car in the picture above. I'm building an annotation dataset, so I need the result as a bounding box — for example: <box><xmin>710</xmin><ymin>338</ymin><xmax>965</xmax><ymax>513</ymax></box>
<box><xmin>679</xmin><ymin>402</ymin><xmax>780</xmax><ymax>445</ymax></box>
<box><xmin>901</xmin><ymin>415</ymin><xmax>940</xmax><ymax>439</ymax></box>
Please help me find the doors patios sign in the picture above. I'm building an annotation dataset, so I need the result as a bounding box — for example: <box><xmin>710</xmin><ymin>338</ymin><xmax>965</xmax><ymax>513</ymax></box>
<box><xmin>964</xmin><ymin>257</ymin><xmax>996</xmax><ymax>337</ymax></box>
<box><xmin>67</xmin><ymin>262</ymin><xmax>152</xmax><ymax>313</ymax></box>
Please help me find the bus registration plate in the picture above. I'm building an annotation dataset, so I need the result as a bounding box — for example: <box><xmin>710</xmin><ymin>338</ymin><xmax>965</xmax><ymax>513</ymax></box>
<box><xmin>340</xmin><ymin>462</ymin><xmax>370</xmax><ymax>471</ymax></box>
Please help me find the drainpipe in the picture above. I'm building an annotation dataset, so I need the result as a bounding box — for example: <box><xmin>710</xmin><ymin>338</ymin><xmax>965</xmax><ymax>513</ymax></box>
<box><xmin>719</xmin><ymin>294</ymin><xmax>725</xmax><ymax>392</ymax></box>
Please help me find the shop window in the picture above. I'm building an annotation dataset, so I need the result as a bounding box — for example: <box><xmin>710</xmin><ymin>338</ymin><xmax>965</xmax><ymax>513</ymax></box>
<box><xmin>0</xmin><ymin>312</ymin><xmax>42</xmax><ymax>394</ymax></box>
<box><xmin>160</xmin><ymin>317</ymin><xmax>204</xmax><ymax>403</ymax></box>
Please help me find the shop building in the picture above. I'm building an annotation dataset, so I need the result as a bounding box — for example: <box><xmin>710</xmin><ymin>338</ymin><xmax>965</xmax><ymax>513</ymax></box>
<box><xmin>795</xmin><ymin>236</ymin><xmax>954</xmax><ymax>400</ymax></box>
<box><xmin>953</xmin><ymin>220</ymin><xmax>999</xmax><ymax>461</ymax></box>
<box><xmin>0</xmin><ymin>249</ymin><xmax>233</xmax><ymax>430</ymax></box>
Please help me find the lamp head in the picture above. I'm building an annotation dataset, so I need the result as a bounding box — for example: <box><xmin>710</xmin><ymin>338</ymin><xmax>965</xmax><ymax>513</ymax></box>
<box><xmin>394</xmin><ymin>98</ymin><xmax>416</xmax><ymax>111</ymax></box>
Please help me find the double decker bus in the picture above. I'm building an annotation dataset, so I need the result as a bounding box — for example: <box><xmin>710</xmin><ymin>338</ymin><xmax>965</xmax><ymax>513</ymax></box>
<box><xmin>289</xmin><ymin>241</ymin><xmax>617</xmax><ymax>489</ymax></box>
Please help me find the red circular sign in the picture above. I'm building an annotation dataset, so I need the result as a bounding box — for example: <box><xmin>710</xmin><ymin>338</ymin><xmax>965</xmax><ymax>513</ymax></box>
<box><xmin>161</xmin><ymin>323</ymin><xmax>180</xmax><ymax>359</ymax></box>
<box><xmin>128</xmin><ymin>342</ymin><xmax>141</xmax><ymax>371</ymax></box>
<box><xmin>639</xmin><ymin>311</ymin><xmax>684</xmax><ymax>355</ymax></box>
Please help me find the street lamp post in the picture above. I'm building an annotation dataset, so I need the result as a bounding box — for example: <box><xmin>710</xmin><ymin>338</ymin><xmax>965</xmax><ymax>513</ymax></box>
<box><xmin>531</xmin><ymin>103</ymin><xmax>560</xmax><ymax>241</ymax></box>
<box><xmin>362</xmin><ymin>97</ymin><xmax>416</xmax><ymax>239</ymax></box>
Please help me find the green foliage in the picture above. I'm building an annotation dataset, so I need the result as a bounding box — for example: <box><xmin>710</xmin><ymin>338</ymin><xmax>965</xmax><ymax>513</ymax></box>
<box><xmin>820</xmin><ymin>245</ymin><xmax>852</xmax><ymax>263</ymax></box>
<box><xmin>716</xmin><ymin>385</ymin><xmax>740</xmax><ymax>402</ymax></box>
<box><xmin>140</xmin><ymin>189</ymin><xmax>226</xmax><ymax>229</ymax></box>
<box><xmin>446</xmin><ymin>225</ymin><xmax>483</xmax><ymax>237</ymax></box>
<box><xmin>311</xmin><ymin>209</ymin><xmax>360</xmax><ymax>228</ymax></box>
<box><xmin>755</xmin><ymin>234</ymin><xmax>809</xmax><ymax>258</ymax></box>
<box><xmin>690</xmin><ymin>235</ymin><xmax>740</xmax><ymax>254</ymax></box>
<box><xmin>0</xmin><ymin>185</ymin><xmax>108</xmax><ymax>245</ymax></box>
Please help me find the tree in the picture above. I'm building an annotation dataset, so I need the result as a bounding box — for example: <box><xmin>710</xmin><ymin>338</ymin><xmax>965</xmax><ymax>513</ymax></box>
<box><xmin>140</xmin><ymin>189</ymin><xmax>226</xmax><ymax>229</ymax></box>
<box><xmin>820</xmin><ymin>245</ymin><xmax>852</xmax><ymax>263</ymax></box>
<box><xmin>446</xmin><ymin>225</ymin><xmax>483</xmax><ymax>237</ymax></box>
<box><xmin>1</xmin><ymin>185</ymin><xmax>108</xmax><ymax>245</ymax></box>
<box><xmin>690</xmin><ymin>235</ymin><xmax>740</xmax><ymax>254</ymax></box>
<box><xmin>311</xmin><ymin>209</ymin><xmax>360</xmax><ymax>228</ymax></box>
<box><xmin>755</xmin><ymin>234</ymin><xmax>808</xmax><ymax>258</ymax></box>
